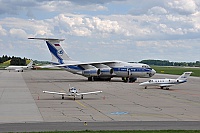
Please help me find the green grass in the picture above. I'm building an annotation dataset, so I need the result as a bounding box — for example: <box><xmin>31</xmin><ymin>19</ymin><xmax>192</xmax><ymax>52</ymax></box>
<box><xmin>26</xmin><ymin>59</ymin><xmax>31</xmax><ymax>64</ymax></box>
<box><xmin>24</xmin><ymin>130</ymin><xmax>200</xmax><ymax>133</ymax></box>
<box><xmin>3</xmin><ymin>59</ymin><xmax>11</xmax><ymax>65</ymax></box>
<box><xmin>151</xmin><ymin>66</ymin><xmax>200</xmax><ymax>77</ymax></box>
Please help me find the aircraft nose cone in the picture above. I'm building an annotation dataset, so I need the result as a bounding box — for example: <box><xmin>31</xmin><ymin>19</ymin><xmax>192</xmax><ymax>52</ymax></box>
<box><xmin>150</xmin><ymin>69</ymin><xmax>156</xmax><ymax>77</ymax></box>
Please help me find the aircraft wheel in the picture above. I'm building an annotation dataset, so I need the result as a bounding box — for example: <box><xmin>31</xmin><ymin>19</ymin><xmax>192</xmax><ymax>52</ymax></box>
<box><xmin>106</xmin><ymin>78</ymin><xmax>111</xmax><ymax>81</ymax></box>
<box><xmin>73</xmin><ymin>97</ymin><xmax>75</xmax><ymax>100</ymax></box>
<box><xmin>166</xmin><ymin>88</ymin><xmax>169</xmax><ymax>90</ymax></box>
<box><xmin>129</xmin><ymin>77</ymin><xmax>137</xmax><ymax>83</ymax></box>
<box><xmin>62</xmin><ymin>95</ymin><xmax>64</xmax><ymax>99</ymax></box>
<box><xmin>123</xmin><ymin>77</ymin><xmax>128</xmax><ymax>83</ymax></box>
<box><xmin>81</xmin><ymin>95</ymin><xmax>83</xmax><ymax>99</ymax></box>
<box><xmin>88</xmin><ymin>77</ymin><xmax>92</xmax><ymax>81</ymax></box>
<box><xmin>145</xmin><ymin>86</ymin><xmax>147</xmax><ymax>89</ymax></box>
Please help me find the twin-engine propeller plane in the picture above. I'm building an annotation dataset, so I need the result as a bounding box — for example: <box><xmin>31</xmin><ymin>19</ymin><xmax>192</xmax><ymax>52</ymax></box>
<box><xmin>28</xmin><ymin>38</ymin><xmax>156</xmax><ymax>82</ymax></box>
<box><xmin>139</xmin><ymin>72</ymin><xmax>192</xmax><ymax>90</ymax></box>
<box><xmin>43</xmin><ymin>85</ymin><xmax>102</xmax><ymax>100</ymax></box>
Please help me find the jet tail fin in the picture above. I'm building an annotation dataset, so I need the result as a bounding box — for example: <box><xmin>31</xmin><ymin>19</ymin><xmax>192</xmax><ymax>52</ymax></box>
<box><xmin>177</xmin><ymin>72</ymin><xmax>192</xmax><ymax>81</ymax></box>
<box><xmin>27</xmin><ymin>60</ymin><xmax>33</xmax><ymax>67</ymax></box>
<box><xmin>28</xmin><ymin>38</ymin><xmax>72</xmax><ymax>64</ymax></box>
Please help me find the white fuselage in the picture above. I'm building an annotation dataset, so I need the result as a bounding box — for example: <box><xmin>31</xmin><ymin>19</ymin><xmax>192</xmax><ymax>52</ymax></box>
<box><xmin>55</xmin><ymin>60</ymin><xmax>156</xmax><ymax>79</ymax></box>
<box><xmin>139</xmin><ymin>78</ymin><xmax>187</xmax><ymax>88</ymax></box>
<box><xmin>5</xmin><ymin>66</ymin><xmax>31</xmax><ymax>72</ymax></box>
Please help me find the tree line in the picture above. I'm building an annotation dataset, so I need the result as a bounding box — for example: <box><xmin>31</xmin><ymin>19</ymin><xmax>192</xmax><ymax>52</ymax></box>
<box><xmin>1</xmin><ymin>55</ymin><xmax>200</xmax><ymax>67</ymax></box>
<box><xmin>139</xmin><ymin>60</ymin><xmax>200</xmax><ymax>67</ymax></box>
<box><xmin>0</xmin><ymin>55</ymin><xmax>28</xmax><ymax>65</ymax></box>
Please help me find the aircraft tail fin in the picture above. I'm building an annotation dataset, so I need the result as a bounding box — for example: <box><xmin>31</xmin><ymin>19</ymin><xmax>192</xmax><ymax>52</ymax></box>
<box><xmin>177</xmin><ymin>72</ymin><xmax>192</xmax><ymax>81</ymax></box>
<box><xmin>28</xmin><ymin>38</ymin><xmax>72</xmax><ymax>64</ymax></box>
<box><xmin>27</xmin><ymin>60</ymin><xmax>33</xmax><ymax>67</ymax></box>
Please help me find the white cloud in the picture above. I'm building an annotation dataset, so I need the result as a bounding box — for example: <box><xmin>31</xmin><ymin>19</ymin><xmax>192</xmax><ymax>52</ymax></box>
<box><xmin>53</xmin><ymin>14</ymin><xmax>123</xmax><ymax>37</ymax></box>
<box><xmin>39</xmin><ymin>1</ymin><xmax>72</xmax><ymax>12</ymax></box>
<box><xmin>167</xmin><ymin>0</ymin><xmax>197</xmax><ymax>15</ymax></box>
<box><xmin>0</xmin><ymin>0</ymin><xmax>199</xmax><ymax>62</ymax></box>
<box><xmin>70</xmin><ymin>27</ymin><xmax>91</xmax><ymax>36</ymax></box>
<box><xmin>148</xmin><ymin>6</ymin><xmax>168</xmax><ymax>15</ymax></box>
<box><xmin>191</xmin><ymin>12</ymin><xmax>200</xmax><ymax>30</ymax></box>
<box><xmin>0</xmin><ymin>25</ymin><xmax>7</xmax><ymax>36</ymax></box>
<box><xmin>9</xmin><ymin>28</ymin><xmax>27</xmax><ymax>39</ymax></box>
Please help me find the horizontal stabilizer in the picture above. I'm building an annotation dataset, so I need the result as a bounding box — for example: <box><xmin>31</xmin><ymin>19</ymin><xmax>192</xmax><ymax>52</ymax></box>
<box><xmin>28</xmin><ymin>38</ymin><xmax>65</xmax><ymax>41</ymax></box>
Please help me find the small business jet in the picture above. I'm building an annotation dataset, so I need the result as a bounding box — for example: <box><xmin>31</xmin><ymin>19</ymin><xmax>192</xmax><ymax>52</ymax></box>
<box><xmin>5</xmin><ymin>60</ymin><xmax>33</xmax><ymax>72</ymax></box>
<box><xmin>139</xmin><ymin>72</ymin><xmax>192</xmax><ymax>90</ymax></box>
<box><xmin>43</xmin><ymin>85</ymin><xmax>102</xmax><ymax>100</ymax></box>
<box><xmin>28</xmin><ymin>38</ymin><xmax>156</xmax><ymax>82</ymax></box>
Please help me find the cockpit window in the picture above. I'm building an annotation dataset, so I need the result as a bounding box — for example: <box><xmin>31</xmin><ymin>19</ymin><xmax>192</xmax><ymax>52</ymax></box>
<box><xmin>70</xmin><ymin>87</ymin><xmax>76</xmax><ymax>90</ymax></box>
<box><xmin>142</xmin><ymin>65</ymin><xmax>151</xmax><ymax>68</ymax></box>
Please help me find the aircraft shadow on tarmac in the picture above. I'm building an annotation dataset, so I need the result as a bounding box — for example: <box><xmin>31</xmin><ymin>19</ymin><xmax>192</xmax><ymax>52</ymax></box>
<box><xmin>28</xmin><ymin>78</ymin><xmax>126</xmax><ymax>83</ymax></box>
<box><xmin>139</xmin><ymin>86</ymin><xmax>178</xmax><ymax>91</ymax></box>
<box><xmin>28</xmin><ymin>79</ymin><xmax>87</xmax><ymax>83</ymax></box>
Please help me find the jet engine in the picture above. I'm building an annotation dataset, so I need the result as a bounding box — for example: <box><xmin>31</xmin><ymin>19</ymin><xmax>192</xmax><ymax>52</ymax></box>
<box><xmin>82</xmin><ymin>69</ymin><xmax>101</xmax><ymax>77</ymax></box>
<box><xmin>100</xmin><ymin>68</ymin><xmax>114</xmax><ymax>76</ymax></box>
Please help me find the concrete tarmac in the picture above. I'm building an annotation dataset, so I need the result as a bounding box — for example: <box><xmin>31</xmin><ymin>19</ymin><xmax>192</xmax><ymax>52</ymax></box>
<box><xmin>0</xmin><ymin>71</ymin><xmax>43</xmax><ymax>123</ymax></box>
<box><xmin>0</xmin><ymin>70</ymin><xmax>200</xmax><ymax>131</ymax></box>
<box><xmin>0</xmin><ymin>121</ymin><xmax>200</xmax><ymax>132</ymax></box>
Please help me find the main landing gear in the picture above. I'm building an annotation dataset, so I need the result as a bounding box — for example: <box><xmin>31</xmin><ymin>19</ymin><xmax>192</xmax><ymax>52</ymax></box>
<box><xmin>122</xmin><ymin>77</ymin><xmax>137</xmax><ymax>83</ymax></box>
<box><xmin>88</xmin><ymin>77</ymin><xmax>111</xmax><ymax>81</ymax></box>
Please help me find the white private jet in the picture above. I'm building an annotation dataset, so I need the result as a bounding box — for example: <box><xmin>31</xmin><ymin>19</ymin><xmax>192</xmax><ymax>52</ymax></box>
<box><xmin>139</xmin><ymin>72</ymin><xmax>192</xmax><ymax>90</ymax></box>
<box><xmin>28</xmin><ymin>38</ymin><xmax>156</xmax><ymax>82</ymax></box>
<box><xmin>5</xmin><ymin>60</ymin><xmax>33</xmax><ymax>72</ymax></box>
<box><xmin>43</xmin><ymin>85</ymin><xmax>102</xmax><ymax>100</ymax></box>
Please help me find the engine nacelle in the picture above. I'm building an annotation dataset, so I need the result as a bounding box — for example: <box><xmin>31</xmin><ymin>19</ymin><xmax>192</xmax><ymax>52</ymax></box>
<box><xmin>82</xmin><ymin>69</ymin><xmax>101</xmax><ymax>77</ymax></box>
<box><xmin>100</xmin><ymin>68</ymin><xmax>114</xmax><ymax>76</ymax></box>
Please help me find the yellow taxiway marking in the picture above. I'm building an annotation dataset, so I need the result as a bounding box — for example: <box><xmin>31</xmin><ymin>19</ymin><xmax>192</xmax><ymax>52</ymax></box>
<box><xmin>75</xmin><ymin>100</ymin><xmax>87</xmax><ymax>108</ymax></box>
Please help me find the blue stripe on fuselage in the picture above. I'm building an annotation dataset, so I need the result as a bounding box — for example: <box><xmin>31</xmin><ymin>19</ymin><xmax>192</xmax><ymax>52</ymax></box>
<box><xmin>113</xmin><ymin>67</ymin><xmax>151</xmax><ymax>72</ymax></box>
<box><xmin>101</xmin><ymin>70</ymin><xmax>110</xmax><ymax>72</ymax></box>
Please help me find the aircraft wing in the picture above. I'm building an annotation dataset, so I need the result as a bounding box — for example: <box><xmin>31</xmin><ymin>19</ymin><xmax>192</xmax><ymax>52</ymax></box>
<box><xmin>43</xmin><ymin>91</ymin><xmax>67</xmax><ymax>95</ymax></box>
<box><xmin>35</xmin><ymin>65</ymin><xmax>58</xmax><ymax>69</ymax></box>
<box><xmin>76</xmin><ymin>91</ymin><xmax>102</xmax><ymax>96</ymax></box>
<box><xmin>55</xmin><ymin>61</ymin><xmax>120</xmax><ymax>67</ymax></box>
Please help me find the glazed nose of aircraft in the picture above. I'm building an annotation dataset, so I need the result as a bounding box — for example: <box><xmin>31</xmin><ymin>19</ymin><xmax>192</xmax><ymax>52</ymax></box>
<box><xmin>150</xmin><ymin>69</ymin><xmax>156</xmax><ymax>77</ymax></box>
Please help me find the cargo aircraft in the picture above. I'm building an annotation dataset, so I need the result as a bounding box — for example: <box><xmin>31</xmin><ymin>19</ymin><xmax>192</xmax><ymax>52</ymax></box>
<box><xmin>43</xmin><ymin>85</ymin><xmax>102</xmax><ymax>100</ymax></box>
<box><xmin>139</xmin><ymin>72</ymin><xmax>192</xmax><ymax>90</ymax></box>
<box><xmin>28</xmin><ymin>38</ymin><xmax>156</xmax><ymax>82</ymax></box>
<box><xmin>5</xmin><ymin>60</ymin><xmax>33</xmax><ymax>72</ymax></box>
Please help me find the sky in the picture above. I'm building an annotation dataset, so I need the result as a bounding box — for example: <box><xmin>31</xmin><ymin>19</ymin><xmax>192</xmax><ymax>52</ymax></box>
<box><xmin>0</xmin><ymin>0</ymin><xmax>200</xmax><ymax>62</ymax></box>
